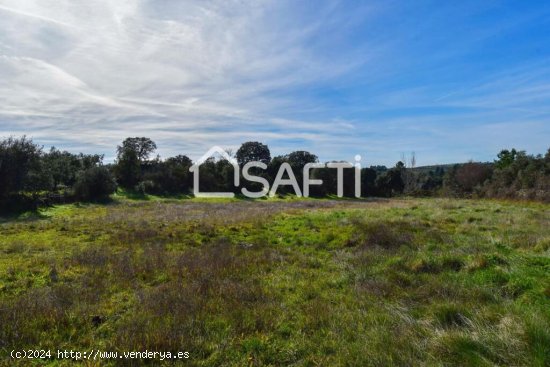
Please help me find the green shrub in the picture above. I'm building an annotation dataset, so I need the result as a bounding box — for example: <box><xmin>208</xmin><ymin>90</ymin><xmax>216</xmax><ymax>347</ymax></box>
<box><xmin>73</xmin><ymin>166</ymin><xmax>117</xmax><ymax>201</ymax></box>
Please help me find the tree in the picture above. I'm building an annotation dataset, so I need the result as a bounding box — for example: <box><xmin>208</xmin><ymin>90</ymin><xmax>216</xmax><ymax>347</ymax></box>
<box><xmin>444</xmin><ymin>162</ymin><xmax>492</xmax><ymax>196</ymax></box>
<box><xmin>454</xmin><ymin>162</ymin><xmax>492</xmax><ymax>192</ymax></box>
<box><xmin>117</xmin><ymin>137</ymin><xmax>157</xmax><ymax>162</ymax></box>
<box><xmin>483</xmin><ymin>148</ymin><xmax>550</xmax><ymax>200</ymax></box>
<box><xmin>236</xmin><ymin>142</ymin><xmax>271</xmax><ymax>166</ymax></box>
<box><xmin>402</xmin><ymin>153</ymin><xmax>418</xmax><ymax>194</ymax></box>
<box><xmin>74</xmin><ymin>166</ymin><xmax>117</xmax><ymax>201</ymax></box>
<box><xmin>43</xmin><ymin>148</ymin><xmax>103</xmax><ymax>190</ymax></box>
<box><xmin>0</xmin><ymin>136</ymin><xmax>44</xmax><ymax>199</ymax></box>
<box><xmin>420</xmin><ymin>168</ymin><xmax>445</xmax><ymax>193</ymax></box>
<box><xmin>286</xmin><ymin>151</ymin><xmax>318</xmax><ymax>169</ymax></box>
<box><xmin>309</xmin><ymin>161</ymin><xmax>357</xmax><ymax>198</ymax></box>
<box><xmin>197</xmin><ymin>157</ymin><xmax>219</xmax><ymax>193</ymax></box>
<box><xmin>375</xmin><ymin>163</ymin><xmax>405</xmax><ymax>197</ymax></box>
<box><xmin>144</xmin><ymin>155</ymin><xmax>193</xmax><ymax>194</ymax></box>
<box><xmin>495</xmin><ymin>149</ymin><xmax>517</xmax><ymax>169</ymax></box>
<box><xmin>216</xmin><ymin>158</ymin><xmax>238</xmax><ymax>194</ymax></box>
<box><xmin>114</xmin><ymin>148</ymin><xmax>141</xmax><ymax>189</ymax></box>
<box><xmin>361</xmin><ymin>168</ymin><xmax>378</xmax><ymax>196</ymax></box>
<box><xmin>115</xmin><ymin>137</ymin><xmax>157</xmax><ymax>189</ymax></box>
<box><xmin>283</xmin><ymin>151</ymin><xmax>318</xmax><ymax>193</ymax></box>
<box><xmin>163</xmin><ymin>155</ymin><xmax>193</xmax><ymax>193</ymax></box>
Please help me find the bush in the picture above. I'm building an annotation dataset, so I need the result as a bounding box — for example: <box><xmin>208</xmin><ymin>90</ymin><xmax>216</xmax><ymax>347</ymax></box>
<box><xmin>444</xmin><ymin>162</ymin><xmax>492</xmax><ymax>196</ymax></box>
<box><xmin>73</xmin><ymin>167</ymin><xmax>117</xmax><ymax>201</ymax></box>
<box><xmin>0</xmin><ymin>136</ymin><xmax>46</xmax><ymax>199</ymax></box>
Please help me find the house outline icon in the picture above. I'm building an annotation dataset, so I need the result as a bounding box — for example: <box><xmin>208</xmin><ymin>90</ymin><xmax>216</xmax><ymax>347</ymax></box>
<box><xmin>189</xmin><ymin>146</ymin><xmax>240</xmax><ymax>198</ymax></box>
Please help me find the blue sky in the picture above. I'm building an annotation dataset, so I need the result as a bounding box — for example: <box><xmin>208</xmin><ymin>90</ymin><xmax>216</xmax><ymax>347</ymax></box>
<box><xmin>0</xmin><ymin>0</ymin><xmax>549</xmax><ymax>166</ymax></box>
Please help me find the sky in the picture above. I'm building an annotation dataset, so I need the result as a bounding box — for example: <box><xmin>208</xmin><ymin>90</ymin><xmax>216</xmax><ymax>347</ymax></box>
<box><xmin>0</xmin><ymin>0</ymin><xmax>549</xmax><ymax>166</ymax></box>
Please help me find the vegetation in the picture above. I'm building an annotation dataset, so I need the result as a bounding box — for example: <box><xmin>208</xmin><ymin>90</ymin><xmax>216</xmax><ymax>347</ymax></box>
<box><xmin>73</xmin><ymin>167</ymin><xmax>117</xmax><ymax>202</ymax></box>
<box><xmin>0</xmin><ymin>137</ymin><xmax>107</xmax><ymax>213</ymax></box>
<box><xmin>0</xmin><ymin>135</ymin><xmax>549</xmax><ymax>212</ymax></box>
<box><xmin>0</xmin><ymin>197</ymin><xmax>548</xmax><ymax>366</ymax></box>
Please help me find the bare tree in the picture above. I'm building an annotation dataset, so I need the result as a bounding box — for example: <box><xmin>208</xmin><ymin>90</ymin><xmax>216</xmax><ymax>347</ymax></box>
<box><xmin>402</xmin><ymin>151</ymin><xmax>417</xmax><ymax>194</ymax></box>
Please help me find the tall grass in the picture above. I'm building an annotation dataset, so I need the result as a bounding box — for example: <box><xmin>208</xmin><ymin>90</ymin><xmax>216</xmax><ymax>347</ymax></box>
<box><xmin>0</xmin><ymin>198</ymin><xmax>548</xmax><ymax>366</ymax></box>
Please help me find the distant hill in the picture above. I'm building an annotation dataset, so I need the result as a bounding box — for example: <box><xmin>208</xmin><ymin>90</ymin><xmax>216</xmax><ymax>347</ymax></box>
<box><xmin>412</xmin><ymin>162</ymin><xmax>492</xmax><ymax>174</ymax></box>
<box><xmin>411</xmin><ymin>164</ymin><xmax>456</xmax><ymax>174</ymax></box>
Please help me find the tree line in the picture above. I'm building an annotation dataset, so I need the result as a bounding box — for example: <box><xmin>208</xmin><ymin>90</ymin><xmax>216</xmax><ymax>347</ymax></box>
<box><xmin>1</xmin><ymin>136</ymin><xmax>548</xmax><ymax>213</ymax></box>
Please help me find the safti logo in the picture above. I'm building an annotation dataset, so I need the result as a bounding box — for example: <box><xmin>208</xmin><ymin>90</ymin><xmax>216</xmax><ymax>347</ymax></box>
<box><xmin>189</xmin><ymin>146</ymin><xmax>362</xmax><ymax>199</ymax></box>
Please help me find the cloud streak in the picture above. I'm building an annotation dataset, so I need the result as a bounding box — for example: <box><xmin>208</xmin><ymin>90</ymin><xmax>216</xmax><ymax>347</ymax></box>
<box><xmin>0</xmin><ymin>0</ymin><xmax>374</xmax><ymax>158</ymax></box>
<box><xmin>0</xmin><ymin>0</ymin><xmax>549</xmax><ymax>165</ymax></box>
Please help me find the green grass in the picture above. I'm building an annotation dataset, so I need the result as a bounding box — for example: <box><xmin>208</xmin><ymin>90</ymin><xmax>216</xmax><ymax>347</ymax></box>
<box><xmin>0</xmin><ymin>198</ymin><xmax>549</xmax><ymax>366</ymax></box>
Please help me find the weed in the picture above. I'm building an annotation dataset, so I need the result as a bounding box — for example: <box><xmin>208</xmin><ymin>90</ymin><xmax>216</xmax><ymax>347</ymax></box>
<box><xmin>0</xmin><ymin>198</ymin><xmax>548</xmax><ymax>366</ymax></box>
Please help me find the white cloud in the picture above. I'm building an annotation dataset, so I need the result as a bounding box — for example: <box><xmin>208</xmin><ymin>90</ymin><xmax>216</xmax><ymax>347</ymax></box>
<box><xmin>0</xmin><ymin>0</ymin><xmax>373</xmax><ymax>160</ymax></box>
<box><xmin>0</xmin><ymin>0</ymin><xmax>548</xmax><ymax>166</ymax></box>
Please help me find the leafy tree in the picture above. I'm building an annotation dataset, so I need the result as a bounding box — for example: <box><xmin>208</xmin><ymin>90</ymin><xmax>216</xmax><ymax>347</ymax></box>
<box><xmin>309</xmin><ymin>162</ymin><xmax>357</xmax><ymax>197</ymax></box>
<box><xmin>118</xmin><ymin>137</ymin><xmax>157</xmax><ymax>162</ymax></box>
<box><xmin>142</xmin><ymin>155</ymin><xmax>194</xmax><ymax>195</ymax></box>
<box><xmin>361</xmin><ymin>168</ymin><xmax>378</xmax><ymax>196</ymax></box>
<box><xmin>197</xmin><ymin>158</ymin><xmax>219</xmax><ymax>193</ymax></box>
<box><xmin>420</xmin><ymin>168</ymin><xmax>445</xmax><ymax>193</ymax></box>
<box><xmin>308</xmin><ymin>167</ymin><xmax>332</xmax><ymax>197</ymax></box>
<box><xmin>483</xmin><ymin>148</ymin><xmax>549</xmax><ymax>201</ymax></box>
<box><xmin>375</xmin><ymin>163</ymin><xmax>405</xmax><ymax>197</ymax></box>
<box><xmin>278</xmin><ymin>151</ymin><xmax>318</xmax><ymax>193</ymax></box>
<box><xmin>286</xmin><ymin>151</ymin><xmax>318</xmax><ymax>169</ymax></box>
<box><xmin>0</xmin><ymin>136</ymin><xmax>44</xmax><ymax>198</ymax></box>
<box><xmin>162</xmin><ymin>155</ymin><xmax>193</xmax><ymax>193</ymax></box>
<box><xmin>267</xmin><ymin>156</ymin><xmax>286</xmax><ymax>183</ymax></box>
<box><xmin>43</xmin><ymin>147</ymin><xmax>103</xmax><ymax>189</ymax></box>
<box><xmin>371</xmin><ymin>165</ymin><xmax>388</xmax><ymax>173</ymax></box>
<box><xmin>495</xmin><ymin>149</ymin><xmax>517</xmax><ymax>169</ymax></box>
<box><xmin>74</xmin><ymin>166</ymin><xmax>117</xmax><ymax>201</ymax></box>
<box><xmin>115</xmin><ymin>137</ymin><xmax>157</xmax><ymax>189</ymax></box>
<box><xmin>115</xmin><ymin>148</ymin><xmax>141</xmax><ymax>189</ymax></box>
<box><xmin>216</xmin><ymin>158</ymin><xmax>238</xmax><ymax>194</ymax></box>
<box><xmin>236</xmin><ymin>142</ymin><xmax>271</xmax><ymax>166</ymax></box>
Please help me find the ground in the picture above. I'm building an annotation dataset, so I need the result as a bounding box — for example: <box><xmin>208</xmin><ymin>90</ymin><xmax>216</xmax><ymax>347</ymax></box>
<box><xmin>0</xmin><ymin>197</ymin><xmax>549</xmax><ymax>366</ymax></box>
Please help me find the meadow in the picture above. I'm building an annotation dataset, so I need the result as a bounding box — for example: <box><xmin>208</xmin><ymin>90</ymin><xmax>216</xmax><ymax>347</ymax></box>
<box><xmin>0</xmin><ymin>197</ymin><xmax>549</xmax><ymax>366</ymax></box>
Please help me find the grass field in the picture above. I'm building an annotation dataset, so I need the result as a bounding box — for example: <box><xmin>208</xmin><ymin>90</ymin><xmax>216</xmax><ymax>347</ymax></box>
<box><xmin>0</xmin><ymin>197</ymin><xmax>549</xmax><ymax>366</ymax></box>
